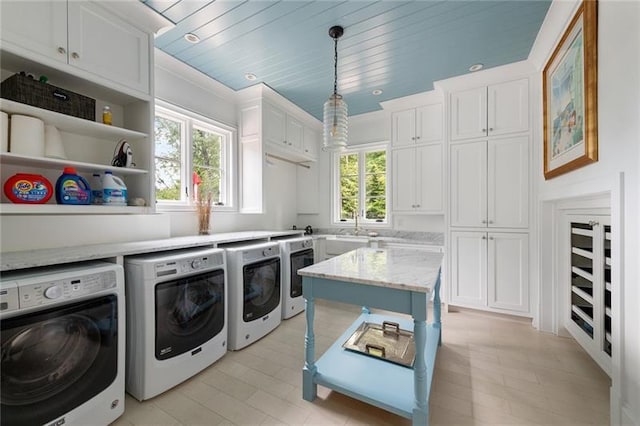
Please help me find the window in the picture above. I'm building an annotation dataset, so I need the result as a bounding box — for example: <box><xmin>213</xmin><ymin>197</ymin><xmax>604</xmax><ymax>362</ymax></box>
<box><xmin>154</xmin><ymin>101</ymin><xmax>235</xmax><ymax>209</ymax></box>
<box><xmin>333</xmin><ymin>144</ymin><xmax>388</xmax><ymax>225</ymax></box>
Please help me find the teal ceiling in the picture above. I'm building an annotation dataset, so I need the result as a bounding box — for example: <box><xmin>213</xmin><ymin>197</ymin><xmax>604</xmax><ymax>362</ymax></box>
<box><xmin>143</xmin><ymin>0</ymin><xmax>551</xmax><ymax>120</ymax></box>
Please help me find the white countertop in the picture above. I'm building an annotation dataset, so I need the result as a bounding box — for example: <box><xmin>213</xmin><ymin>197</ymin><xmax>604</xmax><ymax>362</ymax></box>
<box><xmin>298</xmin><ymin>247</ymin><xmax>444</xmax><ymax>294</ymax></box>
<box><xmin>0</xmin><ymin>230</ymin><xmax>303</xmax><ymax>271</ymax></box>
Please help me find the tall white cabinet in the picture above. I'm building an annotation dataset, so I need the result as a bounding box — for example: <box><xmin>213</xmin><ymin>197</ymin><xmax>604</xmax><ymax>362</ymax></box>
<box><xmin>446</xmin><ymin>76</ymin><xmax>531</xmax><ymax>316</ymax></box>
<box><xmin>0</xmin><ymin>0</ymin><xmax>159</xmax><ymax>214</ymax></box>
<box><xmin>390</xmin><ymin>101</ymin><xmax>444</xmax><ymax>214</ymax></box>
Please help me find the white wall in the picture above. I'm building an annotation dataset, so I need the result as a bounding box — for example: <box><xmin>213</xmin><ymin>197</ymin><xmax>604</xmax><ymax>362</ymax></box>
<box><xmin>531</xmin><ymin>1</ymin><xmax>640</xmax><ymax>424</ymax></box>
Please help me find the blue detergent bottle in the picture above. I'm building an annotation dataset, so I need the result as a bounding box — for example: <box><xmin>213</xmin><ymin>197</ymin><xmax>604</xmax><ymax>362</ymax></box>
<box><xmin>55</xmin><ymin>167</ymin><xmax>91</xmax><ymax>205</ymax></box>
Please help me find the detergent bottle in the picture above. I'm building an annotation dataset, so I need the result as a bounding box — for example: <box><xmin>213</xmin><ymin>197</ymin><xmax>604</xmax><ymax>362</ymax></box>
<box><xmin>55</xmin><ymin>167</ymin><xmax>91</xmax><ymax>205</ymax></box>
<box><xmin>91</xmin><ymin>173</ymin><xmax>103</xmax><ymax>205</ymax></box>
<box><xmin>102</xmin><ymin>171</ymin><xmax>127</xmax><ymax>206</ymax></box>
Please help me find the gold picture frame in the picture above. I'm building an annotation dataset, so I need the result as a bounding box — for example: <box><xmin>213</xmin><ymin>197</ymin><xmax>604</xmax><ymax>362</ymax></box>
<box><xmin>543</xmin><ymin>0</ymin><xmax>598</xmax><ymax>180</ymax></box>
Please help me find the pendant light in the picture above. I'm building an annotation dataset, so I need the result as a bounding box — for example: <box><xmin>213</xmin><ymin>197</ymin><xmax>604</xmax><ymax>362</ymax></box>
<box><xmin>323</xmin><ymin>25</ymin><xmax>348</xmax><ymax>151</ymax></box>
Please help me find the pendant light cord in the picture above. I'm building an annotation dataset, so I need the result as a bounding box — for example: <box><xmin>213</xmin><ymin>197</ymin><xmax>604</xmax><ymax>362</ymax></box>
<box><xmin>333</xmin><ymin>36</ymin><xmax>338</xmax><ymax>96</ymax></box>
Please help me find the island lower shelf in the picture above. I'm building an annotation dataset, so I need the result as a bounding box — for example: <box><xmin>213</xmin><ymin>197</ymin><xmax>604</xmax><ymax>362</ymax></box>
<box><xmin>313</xmin><ymin>312</ymin><xmax>440</xmax><ymax>419</ymax></box>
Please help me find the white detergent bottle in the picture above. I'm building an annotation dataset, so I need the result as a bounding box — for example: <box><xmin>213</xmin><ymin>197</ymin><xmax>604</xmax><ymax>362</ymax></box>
<box><xmin>91</xmin><ymin>173</ymin><xmax>103</xmax><ymax>205</ymax></box>
<box><xmin>102</xmin><ymin>171</ymin><xmax>127</xmax><ymax>206</ymax></box>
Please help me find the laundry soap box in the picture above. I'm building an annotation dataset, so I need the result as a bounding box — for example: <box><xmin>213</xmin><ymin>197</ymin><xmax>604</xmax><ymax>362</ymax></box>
<box><xmin>4</xmin><ymin>173</ymin><xmax>53</xmax><ymax>203</ymax></box>
<box><xmin>55</xmin><ymin>167</ymin><xmax>91</xmax><ymax>205</ymax></box>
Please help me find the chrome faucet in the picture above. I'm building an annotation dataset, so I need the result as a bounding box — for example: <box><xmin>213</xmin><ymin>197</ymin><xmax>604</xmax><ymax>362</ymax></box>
<box><xmin>354</xmin><ymin>212</ymin><xmax>363</xmax><ymax>236</ymax></box>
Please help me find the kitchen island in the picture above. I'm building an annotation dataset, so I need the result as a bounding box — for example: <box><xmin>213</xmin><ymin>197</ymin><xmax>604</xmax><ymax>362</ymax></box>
<box><xmin>298</xmin><ymin>247</ymin><xmax>443</xmax><ymax>426</ymax></box>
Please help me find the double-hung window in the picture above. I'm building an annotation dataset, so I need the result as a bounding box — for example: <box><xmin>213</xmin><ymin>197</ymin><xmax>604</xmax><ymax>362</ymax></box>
<box><xmin>333</xmin><ymin>144</ymin><xmax>389</xmax><ymax>225</ymax></box>
<box><xmin>154</xmin><ymin>100</ymin><xmax>235</xmax><ymax>210</ymax></box>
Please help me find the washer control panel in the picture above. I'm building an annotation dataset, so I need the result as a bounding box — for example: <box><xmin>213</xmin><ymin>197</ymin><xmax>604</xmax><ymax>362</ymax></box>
<box><xmin>154</xmin><ymin>251</ymin><xmax>224</xmax><ymax>279</ymax></box>
<box><xmin>16</xmin><ymin>270</ymin><xmax>117</xmax><ymax>309</ymax></box>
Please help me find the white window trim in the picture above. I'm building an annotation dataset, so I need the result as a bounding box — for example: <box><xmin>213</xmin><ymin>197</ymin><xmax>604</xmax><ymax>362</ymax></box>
<box><xmin>331</xmin><ymin>142</ymin><xmax>391</xmax><ymax>227</ymax></box>
<box><xmin>155</xmin><ymin>99</ymin><xmax>237</xmax><ymax>212</ymax></box>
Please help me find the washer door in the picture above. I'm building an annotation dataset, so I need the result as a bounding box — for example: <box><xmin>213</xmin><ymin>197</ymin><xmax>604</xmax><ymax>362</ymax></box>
<box><xmin>243</xmin><ymin>257</ymin><xmax>280</xmax><ymax>322</ymax></box>
<box><xmin>155</xmin><ymin>269</ymin><xmax>225</xmax><ymax>360</ymax></box>
<box><xmin>290</xmin><ymin>248</ymin><xmax>314</xmax><ymax>298</ymax></box>
<box><xmin>1</xmin><ymin>295</ymin><xmax>118</xmax><ymax>426</ymax></box>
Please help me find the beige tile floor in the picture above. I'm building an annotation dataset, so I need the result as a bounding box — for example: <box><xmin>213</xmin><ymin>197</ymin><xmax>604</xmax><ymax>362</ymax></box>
<box><xmin>113</xmin><ymin>301</ymin><xmax>610</xmax><ymax>425</ymax></box>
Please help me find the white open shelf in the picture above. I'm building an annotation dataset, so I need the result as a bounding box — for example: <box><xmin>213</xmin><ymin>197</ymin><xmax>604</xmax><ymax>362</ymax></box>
<box><xmin>0</xmin><ymin>152</ymin><xmax>148</xmax><ymax>175</ymax></box>
<box><xmin>0</xmin><ymin>99</ymin><xmax>148</xmax><ymax>140</ymax></box>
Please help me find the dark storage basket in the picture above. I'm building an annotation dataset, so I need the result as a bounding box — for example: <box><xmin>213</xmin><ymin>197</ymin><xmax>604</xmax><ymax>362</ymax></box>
<box><xmin>1</xmin><ymin>74</ymin><xmax>95</xmax><ymax>121</ymax></box>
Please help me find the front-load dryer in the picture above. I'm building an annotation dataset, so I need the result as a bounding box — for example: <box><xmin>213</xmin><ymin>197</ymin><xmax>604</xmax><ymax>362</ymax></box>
<box><xmin>278</xmin><ymin>236</ymin><xmax>314</xmax><ymax>319</ymax></box>
<box><xmin>0</xmin><ymin>261</ymin><xmax>125</xmax><ymax>426</ymax></box>
<box><xmin>224</xmin><ymin>241</ymin><xmax>281</xmax><ymax>350</ymax></box>
<box><xmin>124</xmin><ymin>247</ymin><xmax>227</xmax><ymax>400</ymax></box>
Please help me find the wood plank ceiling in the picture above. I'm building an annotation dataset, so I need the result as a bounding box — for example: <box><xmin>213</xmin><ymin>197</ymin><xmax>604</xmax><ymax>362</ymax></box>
<box><xmin>143</xmin><ymin>0</ymin><xmax>551</xmax><ymax>120</ymax></box>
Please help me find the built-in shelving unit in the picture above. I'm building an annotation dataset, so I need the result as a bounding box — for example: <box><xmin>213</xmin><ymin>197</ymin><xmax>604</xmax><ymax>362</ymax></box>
<box><xmin>566</xmin><ymin>216</ymin><xmax>612</xmax><ymax>376</ymax></box>
<box><xmin>0</xmin><ymin>152</ymin><xmax>148</xmax><ymax>175</ymax></box>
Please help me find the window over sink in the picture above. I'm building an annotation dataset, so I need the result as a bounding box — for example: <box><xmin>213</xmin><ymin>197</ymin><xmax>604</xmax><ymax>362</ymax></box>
<box><xmin>333</xmin><ymin>143</ymin><xmax>389</xmax><ymax>226</ymax></box>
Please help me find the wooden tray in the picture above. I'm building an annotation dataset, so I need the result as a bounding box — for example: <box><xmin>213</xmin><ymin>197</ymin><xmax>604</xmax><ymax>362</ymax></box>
<box><xmin>342</xmin><ymin>321</ymin><xmax>415</xmax><ymax>368</ymax></box>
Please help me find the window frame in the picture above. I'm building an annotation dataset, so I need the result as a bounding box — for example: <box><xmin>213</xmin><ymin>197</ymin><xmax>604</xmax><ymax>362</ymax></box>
<box><xmin>154</xmin><ymin>100</ymin><xmax>236</xmax><ymax>212</ymax></box>
<box><xmin>331</xmin><ymin>142</ymin><xmax>390</xmax><ymax>227</ymax></box>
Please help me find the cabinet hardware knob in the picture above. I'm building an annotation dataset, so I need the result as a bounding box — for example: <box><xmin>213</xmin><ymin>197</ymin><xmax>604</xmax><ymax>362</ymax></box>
<box><xmin>489</xmin><ymin>220</ymin><xmax>494</xmax><ymax>224</ymax></box>
<box><xmin>416</xmin><ymin>204</ymin><xmax>420</xmax><ymax>207</ymax></box>
<box><xmin>482</xmin><ymin>220</ymin><xmax>487</xmax><ymax>224</ymax></box>
<box><xmin>489</xmin><ymin>127</ymin><xmax>494</xmax><ymax>131</ymax></box>
<box><xmin>71</xmin><ymin>52</ymin><xmax>80</xmax><ymax>59</ymax></box>
<box><xmin>305</xmin><ymin>149</ymin><xmax>308</xmax><ymax>152</ymax></box>
<box><xmin>489</xmin><ymin>236</ymin><xmax>494</xmax><ymax>240</ymax></box>
<box><xmin>482</xmin><ymin>236</ymin><xmax>487</xmax><ymax>240</ymax></box>
<box><xmin>482</xmin><ymin>128</ymin><xmax>487</xmax><ymax>132</ymax></box>
<box><xmin>416</xmin><ymin>136</ymin><xmax>421</xmax><ymax>139</ymax></box>
<box><xmin>57</xmin><ymin>47</ymin><xmax>66</xmax><ymax>54</ymax></box>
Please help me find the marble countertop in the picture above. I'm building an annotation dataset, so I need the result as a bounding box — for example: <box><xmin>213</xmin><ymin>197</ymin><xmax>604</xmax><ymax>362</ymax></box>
<box><xmin>298</xmin><ymin>247</ymin><xmax>443</xmax><ymax>294</ymax></box>
<box><xmin>0</xmin><ymin>230</ymin><xmax>303</xmax><ymax>271</ymax></box>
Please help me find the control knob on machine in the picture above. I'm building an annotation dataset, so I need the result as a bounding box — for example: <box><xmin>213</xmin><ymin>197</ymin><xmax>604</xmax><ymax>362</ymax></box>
<box><xmin>303</xmin><ymin>240</ymin><xmax>312</xmax><ymax>248</ymax></box>
<box><xmin>262</xmin><ymin>248</ymin><xmax>272</xmax><ymax>257</ymax></box>
<box><xmin>44</xmin><ymin>285</ymin><xmax>63</xmax><ymax>299</ymax></box>
<box><xmin>191</xmin><ymin>259</ymin><xmax>202</xmax><ymax>269</ymax></box>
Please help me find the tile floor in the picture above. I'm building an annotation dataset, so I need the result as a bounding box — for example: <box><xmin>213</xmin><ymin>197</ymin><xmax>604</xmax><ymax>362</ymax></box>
<box><xmin>113</xmin><ymin>301</ymin><xmax>610</xmax><ymax>425</ymax></box>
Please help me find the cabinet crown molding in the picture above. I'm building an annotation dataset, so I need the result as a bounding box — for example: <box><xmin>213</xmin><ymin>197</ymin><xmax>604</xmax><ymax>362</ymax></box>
<box><xmin>380</xmin><ymin>89</ymin><xmax>443</xmax><ymax>111</ymax></box>
<box><xmin>434</xmin><ymin>60</ymin><xmax>535</xmax><ymax>92</ymax></box>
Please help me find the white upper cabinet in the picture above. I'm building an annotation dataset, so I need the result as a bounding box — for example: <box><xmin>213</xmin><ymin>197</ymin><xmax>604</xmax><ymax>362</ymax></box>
<box><xmin>67</xmin><ymin>2</ymin><xmax>150</xmax><ymax>94</ymax></box>
<box><xmin>302</xmin><ymin>126</ymin><xmax>318</xmax><ymax>159</ymax></box>
<box><xmin>392</xmin><ymin>143</ymin><xmax>443</xmax><ymax>213</ymax></box>
<box><xmin>450</xmin><ymin>79</ymin><xmax>528</xmax><ymax>141</ymax></box>
<box><xmin>450</xmin><ymin>136</ymin><xmax>529</xmax><ymax>228</ymax></box>
<box><xmin>263</xmin><ymin>102</ymin><xmax>315</xmax><ymax>161</ymax></box>
<box><xmin>391</xmin><ymin>103</ymin><xmax>443</xmax><ymax>147</ymax></box>
<box><xmin>1</xmin><ymin>0</ymin><xmax>150</xmax><ymax>95</ymax></box>
<box><xmin>0</xmin><ymin>1</ymin><xmax>67</xmax><ymax>64</ymax></box>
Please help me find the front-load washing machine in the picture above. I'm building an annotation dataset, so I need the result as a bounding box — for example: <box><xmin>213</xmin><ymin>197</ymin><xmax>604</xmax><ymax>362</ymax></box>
<box><xmin>224</xmin><ymin>241</ymin><xmax>281</xmax><ymax>350</ymax></box>
<box><xmin>0</xmin><ymin>261</ymin><xmax>125</xmax><ymax>426</ymax></box>
<box><xmin>124</xmin><ymin>247</ymin><xmax>227</xmax><ymax>400</ymax></box>
<box><xmin>278</xmin><ymin>236</ymin><xmax>314</xmax><ymax>319</ymax></box>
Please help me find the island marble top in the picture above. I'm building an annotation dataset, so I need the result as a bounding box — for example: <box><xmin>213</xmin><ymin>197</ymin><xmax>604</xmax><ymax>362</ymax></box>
<box><xmin>298</xmin><ymin>247</ymin><xmax>444</xmax><ymax>294</ymax></box>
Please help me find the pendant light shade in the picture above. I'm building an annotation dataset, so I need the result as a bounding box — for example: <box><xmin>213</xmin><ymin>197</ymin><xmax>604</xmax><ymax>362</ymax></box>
<box><xmin>323</xmin><ymin>26</ymin><xmax>348</xmax><ymax>152</ymax></box>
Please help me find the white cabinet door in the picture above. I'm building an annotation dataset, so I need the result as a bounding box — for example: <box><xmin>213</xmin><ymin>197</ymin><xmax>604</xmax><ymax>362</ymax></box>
<box><xmin>416</xmin><ymin>103</ymin><xmax>443</xmax><ymax>143</ymax></box>
<box><xmin>263</xmin><ymin>103</ymin><xmax>286</xmax><ymax>147</ymax></box>
<box><xmin>416</xmin><ymin>143</ymin><xmax>443</xmax><ymax>212</ymax></box>
<box><xmin>286</xmin><ymin>116</ymin><xmax>304</xmax><ymax>150</ymax></box>
<box><xmin>392</xmin><ymin>147</ymin><xmax>417</xmax><ymax>211</ymax></box>
<box><xmin>487</xmin><ymin>232</ymin><xmax>529</xmax><ymax>312</ymax></box>
<box><xmin>450</xmin><ymin>87</ymin><xmax>487</xmax><ymax>141</ymax></box>
<box><xmin>450</xmin><ymin>141</ymin><xmax>487</xmax><ymax>227</ymax></box>
<box><xmin>391</xmin><ymin>109</ymin><xmax>416</xmax><ymax>147</ymax></box>
<box><xmin>488</xmin><ymin>136</ymin><xmax>529</xmax><ymax>228</ymax></box>
<box><xmin>302</xmin><ymin>126</ymin><xmax>318</xmax><ymax>159</ymax></box>
<box><xmin>0</xmin><ymin>0</ymin><xmax>67</xmax><ymax>63</ymax></box>
<box><xmin>488</xmin><ymin>79</ymin><xmax>529</xmax><ymax>137</ymax></box>
<box><xmin>450</xmin><ymin>231</ymin><xmax>487</xmax><ymax>307</ymax></box>
<box><xmin>67</xmin><ymin>2</ymin><xmax>150</xmax><ymax>94</ymax></box>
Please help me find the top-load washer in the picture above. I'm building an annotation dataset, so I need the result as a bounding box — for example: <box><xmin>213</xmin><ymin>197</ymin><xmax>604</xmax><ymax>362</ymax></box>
<box><xmin>278</xmin><ymin>236</ymin><xmax>314</xmax><ymax>319</ymax></box>
<box><xmin>224</xmin><ymin>241</ymin><xmax>281</xmax><ymax>350</ymax></box>
<box><xmin>124</xmin><ymin>247</ymin><xmax>227</xmax><ymax>400</ymax></box>
<box><xmin>0</xmin><ymin>261</ymin><xmax>125</xmax><ymax>426</ymax></box>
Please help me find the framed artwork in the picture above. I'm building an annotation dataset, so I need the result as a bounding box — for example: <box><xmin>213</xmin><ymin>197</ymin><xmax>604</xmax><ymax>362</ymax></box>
<box><xmin>543</xmin><ymin>0</ymin><xmax>598</xmax><ymax>180</ymax></box>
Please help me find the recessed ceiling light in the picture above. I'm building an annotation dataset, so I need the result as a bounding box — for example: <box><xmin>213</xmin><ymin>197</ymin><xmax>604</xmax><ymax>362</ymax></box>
<box><xmin>245</xmin><ymin>73</ymin><xmax>257</xmax><ymax>81</ymax></box>
<box><xmin>184</xmin><ymin>33</ymin><xmax>200</xmax><ymax>44</ymax></box>
<box><xmin>469</xmin><ymin>63</ymin><xmax>484</xmax><ymax>72</ymax></box>
<box><xmin>372</xmin><ymin>89</ymin><xmax>383</xmax><ymax>96</ymax></box>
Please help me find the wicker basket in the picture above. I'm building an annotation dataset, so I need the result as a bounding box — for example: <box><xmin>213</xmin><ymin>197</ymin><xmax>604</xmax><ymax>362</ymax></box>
<box><xmin>1</xmin><ymin>74</ymin><xmax>95</xmax><ymax>121</ymax></box>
